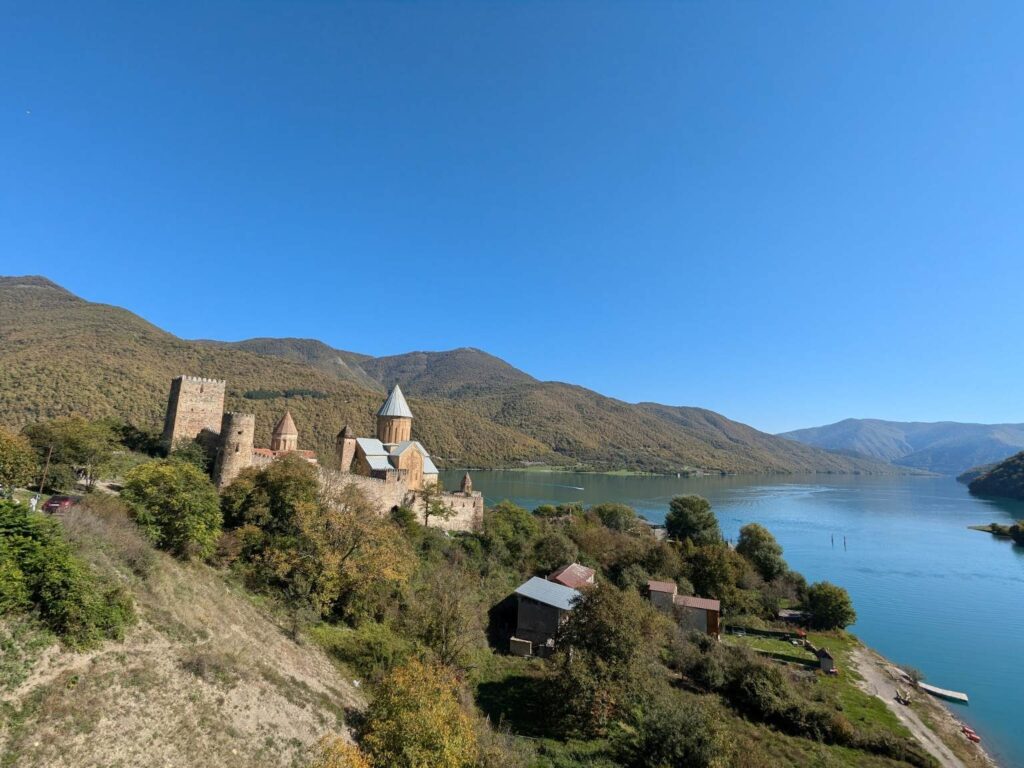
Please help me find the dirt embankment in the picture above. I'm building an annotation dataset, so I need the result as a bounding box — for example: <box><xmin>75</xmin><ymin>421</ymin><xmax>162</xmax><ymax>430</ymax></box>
<box><xmin>0</xmin><ymin>549</ymin><xmax>363</xmax><ymax>768</ymax></box>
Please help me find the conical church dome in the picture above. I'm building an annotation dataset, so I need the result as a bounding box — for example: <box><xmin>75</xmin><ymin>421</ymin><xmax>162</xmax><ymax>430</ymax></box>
<box><xmin>376</xmin><ymin>385</ymin><xmax>414</xmax><ymax>419</ymax></box>
<box><xmin>272</xmin><ymin>411</ymin><xmax>299</xmax><ymax>437</ymax></box>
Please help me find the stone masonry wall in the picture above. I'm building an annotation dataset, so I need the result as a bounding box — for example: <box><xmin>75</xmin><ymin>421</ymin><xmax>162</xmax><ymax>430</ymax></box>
<box><xmin>322</xmin><ymin>470</ymin><xmax>484</xmax><ymax>533</ymax></box>
<box><xmin>162</xmin><ymin>376</ymin><xmax>226</xmax><ymax>448</ymax></box>
<box><xmin>213</xmin><ymin>411</ymin><xmax>256</xmax><ymax>489</ymax></box>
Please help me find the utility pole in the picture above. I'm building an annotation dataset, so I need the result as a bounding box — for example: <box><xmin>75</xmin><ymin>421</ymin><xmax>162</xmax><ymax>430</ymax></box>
<box><xmin>38</xmin><ymin>445</ymin><xmax>53</xmax><ymax>496</ymax></box>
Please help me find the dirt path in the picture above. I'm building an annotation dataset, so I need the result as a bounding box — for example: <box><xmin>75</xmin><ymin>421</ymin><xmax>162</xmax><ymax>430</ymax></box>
<box><xmin>850</xmin><ymin>646</ymin><xmax>993</xmax><ymax>768</ymax></box>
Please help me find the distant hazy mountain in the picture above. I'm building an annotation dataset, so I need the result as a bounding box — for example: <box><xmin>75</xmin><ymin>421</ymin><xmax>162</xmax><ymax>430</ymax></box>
<box><xmin>1</xmin><ymin>275</ymin><xmax>900</xmax><ymax>475</ymax></box>
<box><xmin>780</xmin><ymin>418</ymin><xmax>1024</xmax><ymax>475</ymax></box>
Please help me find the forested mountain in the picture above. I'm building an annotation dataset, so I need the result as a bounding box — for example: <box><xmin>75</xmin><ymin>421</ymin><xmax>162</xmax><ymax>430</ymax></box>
<box><xmin>1</xmin><ymin>275</ymin><xmax>898</xmax><ymax>474</ymax></box>
<box><xmin>967</xmin><ymin>451</ymin><xmax>1024</xmax><ymax>501</ymax></box>
<box><xmin>780</xmin><ymin>418</ymin><xmax>1024</xmax><ymax>475</ymax></box>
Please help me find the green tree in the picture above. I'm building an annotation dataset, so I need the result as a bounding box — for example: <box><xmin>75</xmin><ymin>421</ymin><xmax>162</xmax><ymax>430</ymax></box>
<box><xmin>0</xmin><ymin>428</ymin><xmax>37</xmax><ymax>497</ymax></box>
<box><xmin>407</xmin><ymin>566</ymin><xmax>482</xmax><ymax>668</ymax></box>
<box><xmin>418</xmin><ymin>480</ymin><xmax>454</xmax><ymax>527</ymax></box>
<box><xmin>224</xmin><ymin>457</ymin><xmax>414</xmax><ymax>631</ymax></box>
<box><xmin>590</xmin><ymin>502</ymin><xmax>637</xmax><ymax>532</ymax></box>
<box><xmin>736</xmin><ymin>523</ymin><xmax>787</xmax><ymax>581</ymax></box>
<box><xmin>362</xmin><ymin>659</ymin><xmax>478</xmax><ymax>768</ymax></box>
<box><xmin>552</xmin><ymin>583</ymin><xmax>658</xmax><ymax>736</ymax></box>
<box><xmin>614</xmin><ymin>688</ymin><xmax>730</xmax><ymax>768</ymax></box>
<box><xmin>168</xmin><ymin>439</ymin><xmax>211</xmax><ymax>471</ymax></box>
<box><xmin>23</xmin><ymin>417</ymin><xmax>118</xmax><ymax>491</ymax></box>
<box><xmin>687</xmin><ymin>543</ymin><xmax>735</xmax><ymax>600</ymax></box>
<box><xmin>122</xmin><ymin>458</ymin><xmax>221</xmax><ymax>560</ymax></box>
<box><xmin>805</xmin><ymin>581</ymin><xmax>856</xmax><ymax>630</ymax></box>
<box><xmin>665</xmin><ymin>496</ymin><xmax>721</xmax><ymax>546</ymax></box>
<box><xmin>483</xmin><ymin>500</ymin><xmax>539</xmax><ymax>569</ymax></box>
<box><xmin>532</xmin><ymin>529</ymin><xmax>578</xmax><ymax>573</ymax></box>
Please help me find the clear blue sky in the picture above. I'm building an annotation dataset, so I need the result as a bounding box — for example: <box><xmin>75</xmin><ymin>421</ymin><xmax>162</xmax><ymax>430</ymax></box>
<box><xmin>3</xmin><ymin>2</ymin><xmax>1023</xmax><ymax>433</ymax></box>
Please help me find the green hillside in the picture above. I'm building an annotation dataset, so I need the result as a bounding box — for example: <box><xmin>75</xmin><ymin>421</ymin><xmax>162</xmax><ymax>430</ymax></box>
<box><xmin>0</xmin><ymin>276</ymin><xmax>898</xmax><ymax>474</ymax></box>
<box><xmin>0</xmin><ymin>277</ymin><xmax>557</xmax><ymax>469</ymax></box>
<box><xmin>968</xmin><ymin>451</ymin><xmax>1024</xmax><ymax>501</ymax></box>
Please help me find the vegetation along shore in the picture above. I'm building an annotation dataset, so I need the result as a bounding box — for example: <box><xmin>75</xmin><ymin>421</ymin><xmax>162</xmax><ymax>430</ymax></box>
<box><xmin>0</xmin><ymin>408</ymin><xmax>995</xmax><ymax>768</ymax></box>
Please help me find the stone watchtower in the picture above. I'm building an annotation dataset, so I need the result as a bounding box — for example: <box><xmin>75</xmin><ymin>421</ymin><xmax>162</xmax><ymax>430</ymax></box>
<box><xmin>162</xmin><ymin>375</ymin><xmax>226</xmax><ymax>450</ymax></box>
<box><xmin>270</xmin><ymin>411</ymin><xmax>299</xmax><ymax>452</ymax></box>
<box><xmin>376</xmin><ymin>385</ymin><xmax>413</xmax><ymax>447</ymax></box>
<box><xmin>336</xmin><ymin>425</ymin><xmax>356</xmax><ymax>473</ymax></box>
<box><xmin>213</xmin><ymin>412</ymin><xmax>255</xmax><ymax>489</ymax></box>
<box><xmin>460</xmin><ymin>472</ymin><xmax>473</xmax><ymax>494</ymax></box>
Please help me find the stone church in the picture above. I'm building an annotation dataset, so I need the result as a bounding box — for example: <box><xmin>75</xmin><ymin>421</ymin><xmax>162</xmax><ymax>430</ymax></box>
<box><xmin>160</xmin><ymin>376</ymin><xmax>483</xmax><ymax>531</ymax></box>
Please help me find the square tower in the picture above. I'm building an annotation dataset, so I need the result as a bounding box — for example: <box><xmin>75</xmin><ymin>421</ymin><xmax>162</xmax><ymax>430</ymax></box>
<box><xmin>162</xmin><ymin>375</ymin><xmax>227</xmax><ymax>449</ymax></box>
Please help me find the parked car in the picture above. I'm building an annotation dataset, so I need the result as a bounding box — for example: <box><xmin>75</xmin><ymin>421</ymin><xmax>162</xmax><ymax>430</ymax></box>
<box><xmin>42</xmin><ymin>495</ymin><xmax>81</xmax><ymax>514</ymax></box>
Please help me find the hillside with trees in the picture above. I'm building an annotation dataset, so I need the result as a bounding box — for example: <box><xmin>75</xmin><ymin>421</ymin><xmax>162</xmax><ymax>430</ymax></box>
<box><xmin>967</xmin><ymin>450</ymin><xmax>1024</xmax><ymax>501</ymax></box>
<box><xmin>0</xmin><ymin>447</ymin><xmax>943</xmax><ymax>767</ymax></box>
<box><xmin>0</xmin><ymin>276</ymin><xmax>898</xmax><ymax>475</ymax></box>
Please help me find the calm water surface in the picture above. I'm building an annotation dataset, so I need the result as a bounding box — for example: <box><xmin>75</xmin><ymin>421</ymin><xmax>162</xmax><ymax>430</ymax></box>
<box><xmin>440</xmin><ymin>471</ymin><xmax>1024</xmax><ymax>766</ymax></box>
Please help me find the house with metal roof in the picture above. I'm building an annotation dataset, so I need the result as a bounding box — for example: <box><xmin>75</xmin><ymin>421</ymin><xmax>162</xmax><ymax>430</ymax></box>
<box><xmin>509</xmin><ymin>576</ymin><xmax>581</xmax><ymax>657</ymax></box>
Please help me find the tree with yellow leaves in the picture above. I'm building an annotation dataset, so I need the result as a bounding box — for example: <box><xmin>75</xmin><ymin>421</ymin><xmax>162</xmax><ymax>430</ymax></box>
<box><xmin>362</xmin><ymin>659</ymin><xmax>478</xmax><ymax>768</ymax></box>
<box><xmin>222</xmin><ymin>457</ymin><xmax>415</xmax><ymax>635</ymax></box>
<box><xmin>309</xmin><ymin>735</ymin><xmax>372</xmax><ymax>768</ymax></box>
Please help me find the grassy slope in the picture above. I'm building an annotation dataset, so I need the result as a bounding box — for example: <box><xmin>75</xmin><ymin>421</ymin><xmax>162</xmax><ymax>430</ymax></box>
<box><xmin>0</xmin><ymin>513</ymin><xmax>362</xmax><ymax>768</ymax></box>
<box><xmin>1</xmin><ymin>276</ymin><xmax>896</xmax><ymax>474</ymax></box>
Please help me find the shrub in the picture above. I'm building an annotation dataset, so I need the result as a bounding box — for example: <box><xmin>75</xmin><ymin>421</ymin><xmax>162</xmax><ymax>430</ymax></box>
<box><xmin>310</xmin><ymin>735</ymin><xmax>372</xmax><ymax>768</ymax></box>
<box><xmin>0</xmin><ymin>501</ymin><xmax>134</xmax><ymax>648</ymax></box>
<box><xmin>614</xmin><ymin>688</ymin><xmax>730</xmax><ymax>768</ymax></box>
<box><xmin>310</xmin><ymin>621</ymin><xmax>416</xmax><ymax>682</ymax></box>
<box><xmin>61</xmin><ymin>496</ymin><xmax>155</xmax><ymax>578</ymax></box>
<box><xmin>122</xmin><ymin>458</ymin><xmax>222</xmax><ymax>560</ymax></box>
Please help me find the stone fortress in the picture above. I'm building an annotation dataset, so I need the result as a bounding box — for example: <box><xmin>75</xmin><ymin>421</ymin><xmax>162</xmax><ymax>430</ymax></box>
<box><xmin>161</xmin><ymin>375</ymin><xmax>483</xmax><ymax>531</ymax></box>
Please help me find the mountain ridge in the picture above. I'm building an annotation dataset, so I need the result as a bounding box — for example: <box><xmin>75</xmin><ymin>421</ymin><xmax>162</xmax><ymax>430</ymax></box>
<box><xmin>0</xmin><ymin>275</ymin><xmax>899</xmax><ymax>475</ymax></box>
<box><xmin>780</xmin><ymin>418</ymin><xmax>1024</xmax><ymax>475</ymax></box>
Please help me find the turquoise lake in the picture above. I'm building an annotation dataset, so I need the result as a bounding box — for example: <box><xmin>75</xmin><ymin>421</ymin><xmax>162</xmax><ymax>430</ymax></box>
<box><xmin>440</xmin><ymin>470</ymin><xmax>1024</xmax><ymax>766</ymax></box>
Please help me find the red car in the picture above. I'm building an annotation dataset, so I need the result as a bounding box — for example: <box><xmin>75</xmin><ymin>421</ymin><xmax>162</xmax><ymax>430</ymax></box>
<box><xmin>42</xmin><ymin>495</ymin><xmax>80</xmax><ymax>514</ymax></box>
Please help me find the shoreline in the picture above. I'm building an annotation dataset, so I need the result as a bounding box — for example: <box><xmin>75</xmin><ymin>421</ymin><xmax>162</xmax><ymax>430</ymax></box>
<box><xmin>849</xmin><ymin>644</ymin><xmax>996</xmax><ymax>768</ymax></box>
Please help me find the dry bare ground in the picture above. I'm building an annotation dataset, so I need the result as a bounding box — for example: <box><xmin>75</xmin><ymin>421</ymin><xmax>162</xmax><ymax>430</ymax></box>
<box><xmin>849</xmin><ymin>646</ymin><xmax>995</xmax><ymax>768</ymax></box>
<box><xmin>0</xmin><ymin>544</ymin><xmax>363</xmax><ymax>768</ymax></box>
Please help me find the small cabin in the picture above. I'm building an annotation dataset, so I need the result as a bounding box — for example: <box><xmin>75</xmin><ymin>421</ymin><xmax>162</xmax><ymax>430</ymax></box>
<box><xmin>815</xmin><ymin>647</ymin><xmax>835</xmax><ymax>674</ymax></box>
<box><xmin>647</xmin><ymin>579</ymin><xmax>679</xmax><ymax>611</ymax></box>
<box><xmin>673</xmin><ymin>594</ymin><xmax>722</xmax><ymax>637</ymax></box>
<box><xmin>509</xmin><ymin>577</ymin><xmax>581</xmax><ymax>657</ymax></box>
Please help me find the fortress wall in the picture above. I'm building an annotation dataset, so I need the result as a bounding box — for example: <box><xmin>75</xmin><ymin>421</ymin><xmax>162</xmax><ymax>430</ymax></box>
<box><xmin>323</xmin><ymin>471</ymin><xmax>484</xmax><ymax>533</ymax></box>
<box><xmin>433</xmin><ymin>492</ymin><xmax>485</xmax><ymax>532</ymax></box>
<box><xmin>213</xmin><ymin>412</ymin><xmax>256</xmax><ymax>489</ymax></box>
<box><xmin>162</xmin><ymin>376</ymin><xmax>226</xmax><ymax>448</ymax></box>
